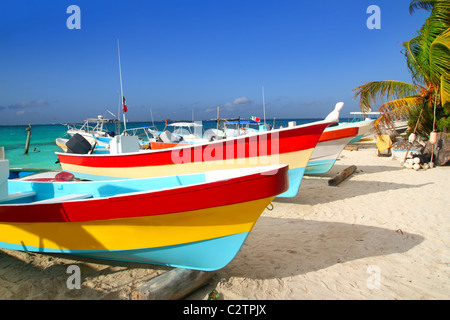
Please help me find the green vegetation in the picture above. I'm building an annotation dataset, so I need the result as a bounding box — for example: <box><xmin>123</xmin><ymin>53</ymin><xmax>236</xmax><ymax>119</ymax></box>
<box><xmin>353</xmin><ymin>0</ymin><xmax>450</xmax><ymax>137</ymax></box>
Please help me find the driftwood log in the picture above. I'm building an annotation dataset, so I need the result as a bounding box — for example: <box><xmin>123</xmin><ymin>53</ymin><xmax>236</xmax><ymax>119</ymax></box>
<box><xmin>328</xmin><ymin>165</ymin><xmax>356</xmax><ymax>186</ymax></box>
<box><xmin>130</xmin><ymin>268</ymin><xmax>213</xmax><ymax>300</ymax></box>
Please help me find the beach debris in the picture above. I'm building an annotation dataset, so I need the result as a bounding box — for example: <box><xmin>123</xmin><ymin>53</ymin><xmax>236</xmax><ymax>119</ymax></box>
<box><xmin>328</xmin><ymin>165</ymin><xmax>356</xmax><ymax>186</ymax></box>
<box><xmin>401</xmin><ymin>131</ymin><xmax>449</xmax><ymax>168</ymax></box>
<box><xmin>402</xmin><ymin>152</ymin><xmax>435</xmax><ymax>171</ymax></box>
<box><xmin>130</xmin><ymin>268</ymin><xmax>213</xmax><ymax>300</ymax></box>
<box><xmin>429</xmin><ymin>131</ymin><xmax>437</xmax><ymax>145</ymax></box>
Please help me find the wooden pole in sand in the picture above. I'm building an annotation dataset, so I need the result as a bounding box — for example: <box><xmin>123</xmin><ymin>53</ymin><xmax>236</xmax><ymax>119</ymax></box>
<box><xmin>328</xmin><ymin>165</ymin><xmax>356</xmax><ymax>186</ymax></box>
<box><xmin>130</xmin><ymin>268</ymin><xmax>213</xmax><ymax>300</ymax></box>
<box><xmin>24</xmin><ymin>125</ymin><xmax>32</xmax><ymax>154</ymax></box>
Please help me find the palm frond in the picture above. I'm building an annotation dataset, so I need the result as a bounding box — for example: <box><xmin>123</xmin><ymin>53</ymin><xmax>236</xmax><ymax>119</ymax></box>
<box><xmin>424</xmin><ymin>3</ymin><xmax>450</xmax><ymax>43</ymax></box>
<box><xmin>353</xmin><ymin>81</ymin><xmax>421</xmax><ymax>113</ymax></box>
<box><xmin>406</xmin><ymin>1</ymin><xmax>450</xmax><ymax>86</ymax></box>
<box><xmin>379</xmin><ymin>95</ymin><xmax>425</xmax><ymax>116</ymax></box>
<box><xmin>403</xmin><ymin>37</ymin><xmax>429</xmax><ymax>85</ymax></box>
<box><xmin>408</xmin><ymin>104</ymin><xmax>436</xmax><ymax>135</ymax></box>
<box><xmin>429</xmin><ymin>28</ymin><xmax>450</xmax><ymax>87</ymax></box>
<box><xmin>409</xmin><ymin>0</ymin><xmax>435</xmax><ymax>15</ymax></box>
<box><xmin>430</xmin><ymin>1</ymin><xmax>450</xmax><ymax>25</ymax></box>
<box><xmin>441</xmin><ymin>74</ymin><xmax>450</xmax><ymax>112</ymax></box>
<box><xmin>374</xmin><ymin>95</ymin><xmax>425</xmax><ymax>134</ymax></box>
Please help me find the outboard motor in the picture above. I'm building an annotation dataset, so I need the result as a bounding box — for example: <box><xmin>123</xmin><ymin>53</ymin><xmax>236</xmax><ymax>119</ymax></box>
<box><xmin>158</xmin><ymin>130</ymin><xmax>173</xmax><ymax>143</ymax></box>
<box><xmin>66</xmin><ymin>133</ymin><xmax>93</xmax><ymax>154</ymax></box>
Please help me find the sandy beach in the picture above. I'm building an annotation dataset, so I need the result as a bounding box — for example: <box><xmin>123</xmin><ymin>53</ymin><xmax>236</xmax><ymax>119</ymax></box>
<box><xmin>0</xmin><ymin>141</ymin><xmax>449</xmax><ymax>300</ymax></box>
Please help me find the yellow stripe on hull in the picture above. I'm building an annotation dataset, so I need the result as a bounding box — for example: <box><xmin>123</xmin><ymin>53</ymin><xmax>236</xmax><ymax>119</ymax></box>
<box><xmin>55</xmin><ymin>141</ymin><xmax>67</xmax><ymax>152</ymax></box>
<box><xmin>60</xmin><ymin>148</ymin><xmax>313</xmax><ymax>179</ymax></box>
<box><xmin>0</xmin><ymin>197</ymin><xmax>274</xmax><ymax>251</ymax></box>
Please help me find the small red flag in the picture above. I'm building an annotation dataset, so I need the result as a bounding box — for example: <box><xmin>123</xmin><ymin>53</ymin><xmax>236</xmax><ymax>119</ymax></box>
<box><xmin>122</xmin><ymin>96</ymin><xmax>127</xmax><ymax>113</ymax></box>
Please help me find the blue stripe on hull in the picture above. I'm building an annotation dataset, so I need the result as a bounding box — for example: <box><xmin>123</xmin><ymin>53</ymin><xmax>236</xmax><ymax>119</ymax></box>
<box><xmin>92</xmin><ymin>149</ymin><xmax>111</xmax><ymax>155</ymax></box>
<box><xmin>349</xmin><ymin>134</ymin><xmax>364</xmax><ymax>144</ymax></box>
<box><xmin>0</xmin><ymin>232</ymin><xmax>250</xmax><ymax>271</ymax></box>
<box><xmin>305</xmin><ymin>159</ymin><xmax>336</xmax><ymax>174</ymax></box>
<box><xmin>68</xmin><ymin>167</ymin><xmax>304</xmax><ymax>198</ymax></box>
<box><xmin>94</xmin><ymin>137</ymin><xmax>112</xmax><ymax>144</ymax></box>
<box><xmin>278</xmin><ymin>166</ymin><xmax>305</xmax><ymax>198</ymax></box>
<box><xmin>8</xmin><ymin>173</ymin><xmax>207</xmax><ymax>200</ymax></box>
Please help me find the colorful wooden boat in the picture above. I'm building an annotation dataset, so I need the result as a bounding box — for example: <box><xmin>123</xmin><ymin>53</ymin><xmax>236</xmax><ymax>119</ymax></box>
<box><xmin>0</xmin><ymin>158</ymin><xmax>289</xmax><ymax>271</ymax></box>
<box><xmin>340</xmin><ymin>115</ymin><xmax>376</xmax><ymax>143</ymax></box>
<box><xmin>56</xmin><ymin>118</ymin><xmax>336</xmax><ymax>198</ymax></box>
<box><xmin>349</xmin><ymin>111</ymin><xmax>408</xmax><ymax>135</ymax></box>
<box><xmin>305</xmin><ymin>125</ymin><xmax>359</xmax><ymax>174</ymax></box>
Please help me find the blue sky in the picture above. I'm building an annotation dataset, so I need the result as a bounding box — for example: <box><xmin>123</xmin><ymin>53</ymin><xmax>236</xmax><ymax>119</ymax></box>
<box><xmin>0</xmin><ymin>0</ymin><xmax>430</xmax><ymax>125</ymax></box>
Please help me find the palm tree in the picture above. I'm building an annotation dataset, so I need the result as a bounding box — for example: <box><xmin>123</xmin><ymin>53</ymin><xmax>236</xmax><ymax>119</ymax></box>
<box><xmin>353</xmin><ymin>0</ymin><xmax>450</xmax><ymax>137</ymax></box>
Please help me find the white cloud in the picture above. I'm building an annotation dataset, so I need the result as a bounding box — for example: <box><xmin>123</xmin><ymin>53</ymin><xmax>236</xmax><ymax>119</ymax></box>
<box><xmin>205</xmin><ymin>96</ymin><xmax>254</xmax><ymax>116</ymax></box>
<box><xmin>233</xmin><ymin>97</ymin><xmax>251</xmax><ymax>105</ymax></box>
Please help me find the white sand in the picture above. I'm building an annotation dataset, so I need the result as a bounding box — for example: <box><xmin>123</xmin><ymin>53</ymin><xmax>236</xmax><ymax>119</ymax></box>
<box><xmin>1</xmin><ymin>143</ymin><xmax>449</xmax><ymax>300</ymax></box>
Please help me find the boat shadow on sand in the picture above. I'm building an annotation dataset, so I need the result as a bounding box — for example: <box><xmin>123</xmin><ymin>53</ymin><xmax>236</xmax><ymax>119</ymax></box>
<box><xmin>318</xmin><ymin>162</ymin><xmax>406</xmax><ymax>176</ymax></box>
<box><xmin>276</xmin><ymin>170</ymin><xmax>433</xmax><ymax>206</ymax></box>
<box><xmin>218</xmin><ymin>216</ymin><xmax>424</xmax><ymax>280</ymax></box>
<box><xmin>0</xmin><ymin>248</ymin><xmax>172</xmax><ymax>299</ymax></box>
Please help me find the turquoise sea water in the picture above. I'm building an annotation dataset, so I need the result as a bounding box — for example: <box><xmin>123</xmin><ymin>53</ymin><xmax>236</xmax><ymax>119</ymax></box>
<box><xmin>0</xmin><ymin>124</ymin><xmax>67</xmax><ymax>170</ymax></box>
<box><xmin>0</xmin><ymin>118</ymin><xmax>350</xmax><ymax>170</ymax></box>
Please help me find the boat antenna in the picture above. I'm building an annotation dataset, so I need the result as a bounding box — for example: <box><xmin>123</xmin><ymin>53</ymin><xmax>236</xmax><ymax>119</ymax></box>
<box><xmin>150</xmin><ymin>108</ymin><xmax>155</xmax><ymax>127</ymax></box>
<box><xmin>117</xmin><ymin>92</ymin><xmax>122</xmax><ymax>133</ymax></box>
<box><xmin>262</xmin><ymin>86</ymin><xmax>266</xmax><ymax>126</ymax></box>
<box><xmin>106</xmin><ymin>109</ymin><xmax>117</xmax><ymax>118</ymax></box>
<box><xmin>216</xmin><ymin>106</ymin><xmax>219</xmax><ymax>133</ymax></box>
<box><xmin>117</xmin><ymin>39</ymin><xmax>127</xmax><ymax>132</ymax></box>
